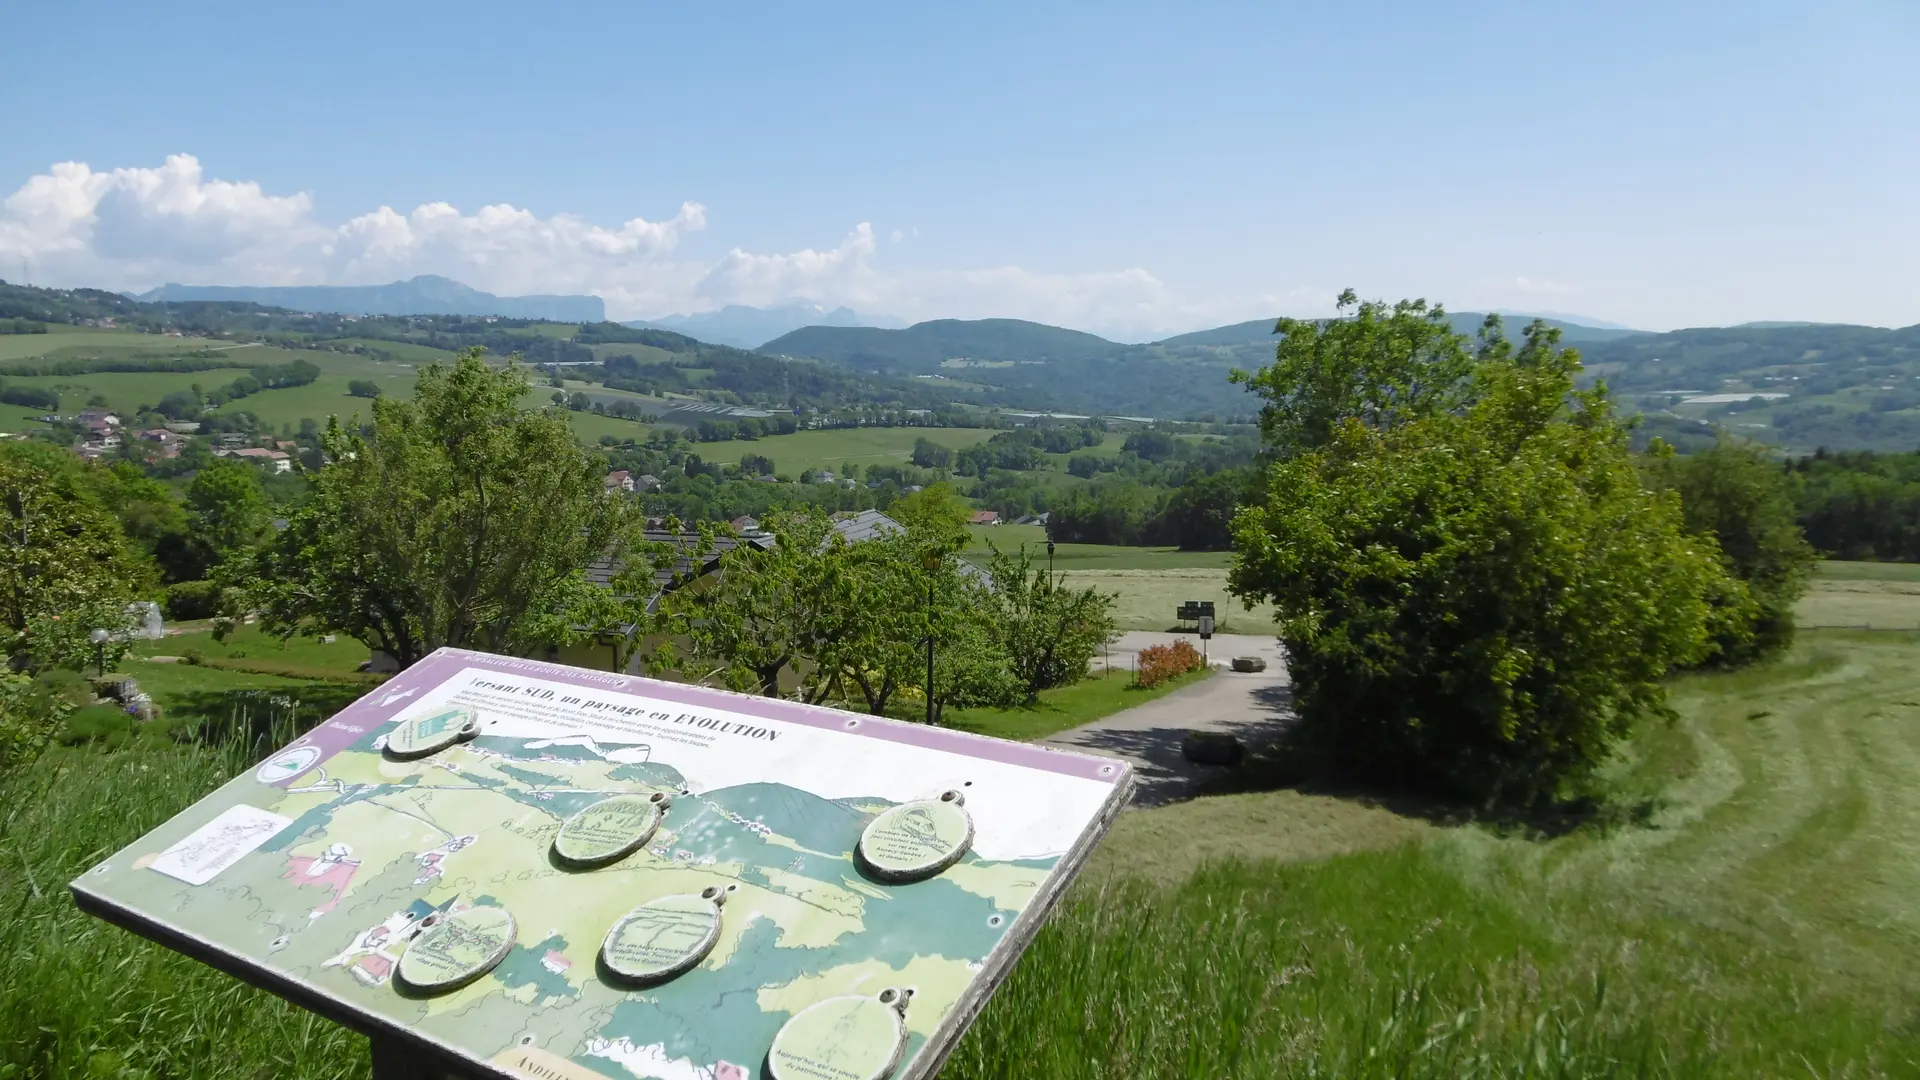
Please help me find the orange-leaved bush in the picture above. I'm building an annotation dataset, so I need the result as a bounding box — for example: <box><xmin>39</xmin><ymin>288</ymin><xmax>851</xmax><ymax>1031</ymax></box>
<box><xmin>1137</xmin><ymin>640</ymin><xmax>1205</xmax><ymax>688</ymax></box>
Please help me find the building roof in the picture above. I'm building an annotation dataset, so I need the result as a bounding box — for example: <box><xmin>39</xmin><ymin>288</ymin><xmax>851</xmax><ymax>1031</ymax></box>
<box><xmin>584</xmin><ymin>528</ymin><xmax>774</xmax><ymax>600</ymax></box>
<box><xmin>970</xmin><ymin>510</ymin><xmax>1000</xmax><ymax>524</ymax></box>
<box><xmin>830</xmin><ymin>509</ymin><xmax>903</xmax><ymax>545</ymax></box>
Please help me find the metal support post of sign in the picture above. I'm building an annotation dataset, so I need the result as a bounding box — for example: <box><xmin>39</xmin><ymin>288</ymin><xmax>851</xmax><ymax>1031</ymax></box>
<box><xmin>371</xmin><ymin>1033</ymin><xmax>474</xmax><ymax>1080</ymax></box>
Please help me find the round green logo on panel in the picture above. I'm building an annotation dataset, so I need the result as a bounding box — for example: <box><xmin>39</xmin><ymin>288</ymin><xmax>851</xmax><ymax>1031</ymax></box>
<box><xmin>857</xmin><ymin>790</ymin><xmax>972</xmax><ymax>882</ymax></box>
<box><xmin>384</xmin><ymin>706</ymin><xmax>480</xmax><ymax>760</ymax></box>
<box><xmin>553</xmin><ymin>792</ymin><xmax>670</xmax><ymax>868</ymax></box>
<box><xmin>599</xmin><ymin>884</ymin><xmax>730</xmax><ymax>984</ymax></box>
<box><xmin>395</xmin><ymin>904</ymin><xmax>517</xmax><ymax>994</ymax></box>
<box><xmin>767</xmin><ymin>988</ymin><xmax>910</xmax><ymax>1080</ymax></box>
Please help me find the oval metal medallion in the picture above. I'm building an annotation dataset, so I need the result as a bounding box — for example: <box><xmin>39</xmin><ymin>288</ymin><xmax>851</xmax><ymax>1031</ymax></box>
<box><xmin>856</xmin><ymin>790</ymin><xmax>972</xmax><ymax>882</ymax></box>
<box><xmin>553</xmin><ymin>792</ymin><xmax>669</xmax><ymax>869</ymax></box>
<box><xmin>600</xmin><ymin>885</ymin><xmax>728</xmax><ymax>984</ymax></box>
<box><xmin>396</xmin><ymin>904</ymin><xmax>516</xmax><ymax>994</ymax></box>
<box><xmin>384</xmin><ymin>706</ymin><xmax>480</xmax><ymax>760</ymax></box>
<box><xmin>767</xmin><ymin>988</ymin><xmax>910</xmax><ymax>1080</ymax></box>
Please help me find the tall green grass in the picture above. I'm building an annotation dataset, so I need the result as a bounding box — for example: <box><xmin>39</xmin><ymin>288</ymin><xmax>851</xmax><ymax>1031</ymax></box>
<box><xmin>8</xmin><ymin>636</ymin><xmax>1920</xmax><ymax>1078</ymax></box>
<box><xmin>944</xmin><ymin>853</ymin><xmax>1908</xmax><ymax>1079</ymax></box>
<box><xmin>1</xmin><ymin>715</ymin><xmax>368</xmax><ymax>1079</ymax></box>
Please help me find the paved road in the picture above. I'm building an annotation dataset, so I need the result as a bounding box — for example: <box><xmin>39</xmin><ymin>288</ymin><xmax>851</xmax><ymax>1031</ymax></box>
<box><xmin>1044</xmin><ymin>631</ymin><xmax>1292</xmax><ymax>807</ymax></box>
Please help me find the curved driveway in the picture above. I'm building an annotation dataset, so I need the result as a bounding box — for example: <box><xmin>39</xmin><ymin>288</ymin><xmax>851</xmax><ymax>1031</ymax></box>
<box><xmin>1044</xmin><ymin>632</ymin><xmax>1293</xmax><ymax>808</ymax></box>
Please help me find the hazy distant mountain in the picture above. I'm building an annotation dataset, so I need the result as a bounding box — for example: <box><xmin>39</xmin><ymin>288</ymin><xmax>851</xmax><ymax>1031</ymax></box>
<box><xmin>625</xmin><ymin>302</ymin><xmax>906</xmax><ymax>350</ymax></box>
<box><xmin>1493</xmin><ymin>310</ymin><xmax>1643</xmax><ymax>333</ymax></box>
<box><xmin>131</xmin><ymin>275</ymin><xmax>605</xmax><ymax>322</ymax></box>
<box><xmin>762</xmin><ymin>318</ymin><xmax>1124</xmax><ymax>368</ymax></box>
<box><xmin>1155</xmin><ymin>311</ymin><xmax>1647</xmax><ymax>348</ymax></box>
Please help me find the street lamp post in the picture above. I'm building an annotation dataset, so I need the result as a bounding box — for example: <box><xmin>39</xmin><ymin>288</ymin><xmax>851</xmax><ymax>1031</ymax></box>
<box><xmin>922</xmin><ymin>551</ymin><xmax>941</xmax><ymax>725</ymax></box>
<box><xmin>1046</xmin><ymin>539</ymin><xmax>1055</xmax><ymax>580</ymax></box>
<box><xmin>89</xmin><ymin>627</ymin><xmax>109</xmax><ymax>677</ymax></box>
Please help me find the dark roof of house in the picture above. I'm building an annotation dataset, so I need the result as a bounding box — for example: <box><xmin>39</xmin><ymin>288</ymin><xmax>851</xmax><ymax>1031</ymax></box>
<box><xmin>584</xmin><ymin>528</ymin><xmax>774</xmax><ymax>594</ymax></box>
<box><xmin>830</xmin><ymin>509</ymin><xmax>903</xmax><ymax>545</ymax></box>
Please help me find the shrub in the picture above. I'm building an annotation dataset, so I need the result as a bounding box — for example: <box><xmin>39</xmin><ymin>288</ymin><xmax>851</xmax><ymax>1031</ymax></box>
<box><xmin>0</xmin><ymin>672</ymin><xmax>56</xmax><ymax>772</ymax></box>
<box><xmin>0</xmin><ymin>386</ymin><xmax>60</xmax><ymax>410</ymax></box>
<box><xmin>60</xmin><ymin>703</ymin><xmax>136</xmax><ymax>746</ymax></box>
<box><xmin>163</xmin><ymin>580</ymin><xmax>223</xmax><ymax>621</ymax></box>
<box><xmin>1232</xmin><ymin>312</ymin><xmax>1730</xmax><ymax>806</ymax></box>
<box><xmin>1137</xmin><ymin>640</ymin><xmax>1205</xmax><ymax>688</ymax></box>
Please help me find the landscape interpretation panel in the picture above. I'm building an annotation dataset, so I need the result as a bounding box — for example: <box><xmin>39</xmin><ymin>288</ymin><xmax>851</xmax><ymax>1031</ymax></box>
<box><xmin>72</xmin><ymin>648</ymin><xmax>1133</xmax><ymax>1080</ymax></box>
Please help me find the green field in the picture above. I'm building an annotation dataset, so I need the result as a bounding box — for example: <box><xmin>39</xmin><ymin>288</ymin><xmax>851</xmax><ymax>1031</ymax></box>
<box><xmin>1816</xmin><ymin>558</ymin><xmax>1920</xmax><ymax>581</ymax></box>
<box><xmin>692</xmin><ymin>425</ymin><xmax>994</xmax><ymax>473</ymax></box>
<box><xmin>0</xmin><ymin>329</ymin><xmax>217</xmax><ymax>362</ymax></box>
<box><xmin>321</xmin><ymin>338</ymin><xmax>461</xmax><ymax>365</ymax></box>
<box><xmin>966</xmin><ymin>523</ymin><xmax>1234</xmax><ymax>571</ymax></box>
<box><xmin>1059</xmin><ymin>567</ymin><xmax>1282</xmax><ymax>633</ymax></box>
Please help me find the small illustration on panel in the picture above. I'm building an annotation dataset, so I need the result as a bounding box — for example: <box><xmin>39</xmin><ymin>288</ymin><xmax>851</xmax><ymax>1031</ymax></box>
<box><xmin>552</xmin><ymin>791</ymin><xmax>670</xmax><ymax>869</ymax></box>
<box><xmin>767</xmin><ymin>987</ymin><xmax>911</xmax><ymax>1080</ymax></box>
<box><xmin>856</xmin><ymin>789</ymin><xmax>973</xmax><ymax>883</ymax></box>
<box><xmin>599</xmin><ymin>884</ymin><xmax>731</xmax><ymax>985</ymax></box>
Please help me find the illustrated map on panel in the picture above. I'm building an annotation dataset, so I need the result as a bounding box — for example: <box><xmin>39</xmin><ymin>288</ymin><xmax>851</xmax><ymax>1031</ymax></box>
<box><xmin>71</xmin><ymin>649</ymin><xmax>1131</xmax><ymax>1080</ymax></box>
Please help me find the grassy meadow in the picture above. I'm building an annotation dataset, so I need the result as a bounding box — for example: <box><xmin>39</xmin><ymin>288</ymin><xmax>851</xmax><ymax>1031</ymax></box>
<box><xmin>1797</xmin><ymin>560</ymin><xmax>1920</xmax><ymax>630</ymax></box>
<box><xmin>692</xmin><ymin>425</ymin><xmax>995</xmax><ymax>474</ymax></box>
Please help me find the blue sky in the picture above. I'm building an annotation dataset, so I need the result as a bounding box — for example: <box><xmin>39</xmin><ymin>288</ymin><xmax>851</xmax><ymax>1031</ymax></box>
<box><xmin>2</xmin><ymin>1</ymin><xmax>1914</xmax><ymax>338</ymax></box>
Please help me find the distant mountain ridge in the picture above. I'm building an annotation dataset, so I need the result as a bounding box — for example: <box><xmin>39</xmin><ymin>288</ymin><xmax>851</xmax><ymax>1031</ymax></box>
<box><xmin>767</xmin><ymin>311</ymin><xmax>1647</xmax><ymax>366</ymax></box>
<box><xmin>627</xmin><ymin>302</ymin><xmax>905</xmax><ymax>350</ymax></box>
<box><xmin>1155</xmin><ymin>312</ymin><xmax>1646</xmax><ymax>349</ymax></box>
<box><xmin>131</xmin><ymin>275</ymin><xmax>605</xmax><ymax>322</ymax></box>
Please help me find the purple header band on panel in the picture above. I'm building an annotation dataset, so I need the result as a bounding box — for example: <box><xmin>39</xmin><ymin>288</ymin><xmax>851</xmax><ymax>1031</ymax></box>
<box><xmin>279</xmin><ymin>648</ymin><xmax>1130</xmax><ymax>787</ymax></box>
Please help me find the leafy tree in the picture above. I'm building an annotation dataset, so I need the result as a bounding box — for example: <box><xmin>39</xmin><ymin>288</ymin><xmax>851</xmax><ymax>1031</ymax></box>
<box><xmin>889</xmin><ymin>483</ymin><xmax>972</xmax><ymax>549</ymax></box>
<box><xmin>1047</xmin><ymin>481</ymin><xmax>1166</xmax><ymax>545</ymax></box>
<box><xmin>1157</xmin><ymin>469</ymin><xmax>1250</xmax><ymax>551</ymax></box>
<box><xmin>1231</xmin><ymin>312</ymin><xmax>1731</xmax><ymax>805</ymax></box>
<box><xmin>919</xmin><ymin>575</ymin><xmax>1020</xmax><ymax>723</ymax></box>
<box><xmin>1644</xmin><ymin>439</ymin><xmax>1815</xmax><ymax>663</ymax></box>
<box><xmin>1790</xmin><ymin>449</ymin><xmax>1920</xmax><ymax>561</ymax></box>
<box><xmin>88</xmin><ymin>461</ymin><xmax>201</xmax><ymax>583</ymax></box>
<box><xmin>1120</xmin><ymin>429</ymin><xmax>1180</xmax><ymax>462</ymax></box>
<box><xmin>911</xmin><ymin>437</ymin><xmax>954</xmax><ymax>470</ymax></box>
<box><xmin>645</xmin><ymin>509</ymin><xmax>860</xmax><ymax>697</ymax></box>
<box><xmin>0</xmin><ymin>445</ymin><xmax>148</xmax><ymax>671</ymax></box>
<box><xmin>0</xmin><ymin>386</ymin><xmax>59</xmax><ymax>410</ymax></box>
<box><xmin>347</xmin><ymin>379</ymin><xmax>382</xmax><ymax>398</ymax></box>
<box><xmin>155</xmin><ymin>389</ymin><xmax>202</xmax><ymax>420</ymax></box>
<box><xmin>982</xmin><ymin>546</ymin><xmax>1117</xmax><ymax>700</ymax></box>
<box><xmin>188</xmin><ymin>460</ymin><xmax>270</xmax><ymax>562</ymax></box>
<box><xmin>1231</xmin><ymin>289</ymin><xmax>1475</xmax><ymax>456</ymax></box>
<box><xmin>244</xmin><ymin>348</ymin><xmax>638</xmax><ymax>668</ymax></box>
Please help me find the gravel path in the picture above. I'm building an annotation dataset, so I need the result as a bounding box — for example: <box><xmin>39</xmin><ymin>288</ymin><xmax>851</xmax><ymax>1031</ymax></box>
<box><xmin>1043</xmin><ymin>631</ymin><xmax>1292</xmax><ymax>807</ymax></box>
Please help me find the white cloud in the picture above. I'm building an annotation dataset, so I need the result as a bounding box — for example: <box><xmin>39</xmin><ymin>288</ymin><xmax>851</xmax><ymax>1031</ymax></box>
<box><xmin>0</xmin><ymin>154</ymin><xmax>706</xmax><ymax>303</ymax></box>
<box><xmin>0</xmin><ymin>154</ymin><xmax>1258</xmax><ymax>337</ymax></box>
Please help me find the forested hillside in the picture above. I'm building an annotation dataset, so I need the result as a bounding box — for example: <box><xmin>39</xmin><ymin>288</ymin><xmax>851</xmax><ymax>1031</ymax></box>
<box><xmin>1579</xmin><ymin>322</ymin><xmax>1920</xmax><ymax>452</ymax></box>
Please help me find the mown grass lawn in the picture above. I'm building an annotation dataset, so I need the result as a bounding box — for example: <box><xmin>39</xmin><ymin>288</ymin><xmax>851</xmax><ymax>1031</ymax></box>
<box><xmin>940</xmin><ymin>666</ymin><xmax>1212</xmax><ymax>741</ymax></box>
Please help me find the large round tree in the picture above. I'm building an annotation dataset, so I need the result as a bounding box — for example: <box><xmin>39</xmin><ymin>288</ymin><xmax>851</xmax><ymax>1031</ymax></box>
<box><xmin>245</xmin><ymin>349</ymin><xmax>639</xmax><ymax>669</ymax></box>
<box><xmin>1230</xmin><ymin>294</ymin><xmax>1734</xmax><ymax>805</ymax></box>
